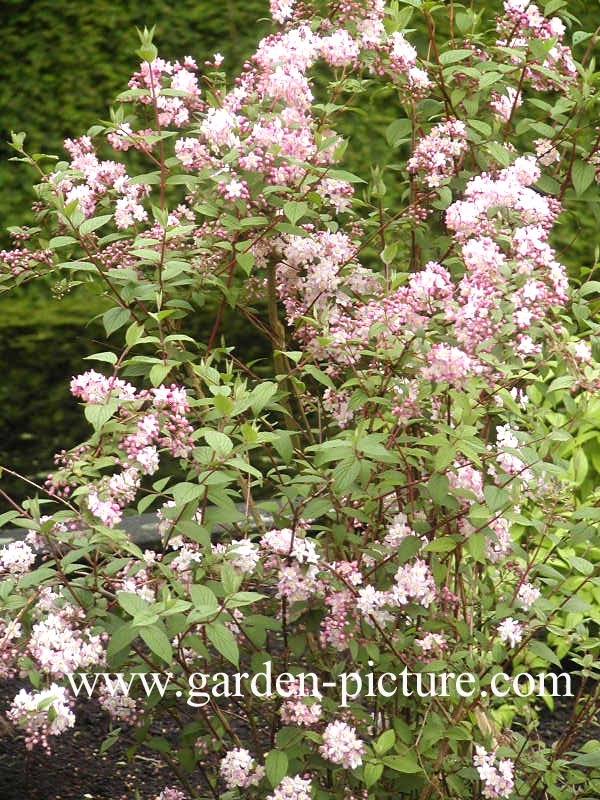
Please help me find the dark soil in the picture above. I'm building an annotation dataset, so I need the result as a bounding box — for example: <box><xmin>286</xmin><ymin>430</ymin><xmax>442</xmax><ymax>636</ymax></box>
<box><xmin>0</xmin><ymin>679</ymin><xmax>205</xmax><ymax>800</ymax></box>
<box><xmin>0</xmin><ymin>675</ymin><xmax>598</xmax><ymax>800</ymax></box>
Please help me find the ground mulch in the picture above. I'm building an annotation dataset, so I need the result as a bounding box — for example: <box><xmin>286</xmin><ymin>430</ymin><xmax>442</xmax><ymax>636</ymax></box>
<box><xmin>0</xmin><ymin>679</ymin><xmax>205</xmax><ymax>800</ymax></box>
<box><xmin>0</xmin><ymin>674</ymin><xmax>598</xmax><ymax>800</ymax></box>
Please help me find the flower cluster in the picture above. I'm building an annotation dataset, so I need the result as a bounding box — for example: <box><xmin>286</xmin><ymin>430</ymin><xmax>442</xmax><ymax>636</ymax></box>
<box><xmin>49</xmin><ymin>377</ymin><xmax>194</xmax><ymax>527</ymax></box>
<box><xmin>320</xmin><ymin>721</ymin><xmax>365</xmax><ymax>769</ymax></box>
<box><xmin>0</xmin><ymin>540</ymin><xmax>36</xmax><ymax>575</ymax></box>
<box><xmin>219</xmin><ymin>747</ymin><xmax>265</xmax><ymax>789</ymax></box>
<box><xmin>280</xmin><ymin>678</ymin><xmax>322</xmax><ymax>726</ymax></box>
<box><xmin>267</xmin><ymin>775</ymin><xmax>312</xmax><ymax>800</ymax></box>
<box><xmin>28</xmin><ymin>610</ymin><xmax>105</xmax><ymax>677</ymax></box>
<box><xmin>407</xmin><ymin>119</ymin><xmax>467</xmax><ymax>189</ymax></box>
<box><xmin>8</xmin><ymin>684</ymin><xmax>75</xmax><ymax>751</ymax></box>
<box><xmin>497</xmin><ymin>0</ymin><xmax>576</xmax><ymax>91</ymax></box>
<box><xmin>473</xmin><ymin>745</ymin><xmax>515</xmax><ymax>799</ymax></box>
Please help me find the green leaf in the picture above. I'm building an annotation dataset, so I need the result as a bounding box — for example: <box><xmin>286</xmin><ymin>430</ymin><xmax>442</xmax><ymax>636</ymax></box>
<box><xmin>333</xmin><ymin>458</ymin><xmax>360</xmax><ymax>492</ymax></box>
<box><xmin>83</xmin><ymin>351</ymin><xmax>118</xmax><ymax>366</ymax></box>
<box><xmin>439</xmin><ymin>49</ymin><xmax>473</xmax><ymax>65</ymax></box>
<box><xmin>106</xmin><ymin>623</ymin><xmax>137</xmax><ymax>662</ymax></box>
<box><xmin>265</xmin><ymin>750</ymin><xmax>288</xmax><ymax>788</ymax></box>
<box><xmin>126</xmin><ymin>323</ymin><xmax>145</xmax><ymax>348</ymax></box>
<box><xmin>469</xmin><ymin>120</ymin><xmax>492</xmax><ymax>137</ymax></box>
<box><xmin>568</xmin><ymin>555</ymin><xmax>594</xmax><ymax>576</ymax></box>
<box><xmin>571</xmin><ymin>750</ymin><xmax>600</xmax><ymax>768</ymax></box>
<box><xmin>80</xmin><ymin>214</ymin><xmax>113</xmax><ymax>236</ymax></box>
<box><xmin>547</xmin><ymin>375</ymin><xmax>574</xmax><ymax>393</ymax></box>
<box><xmin>465</xmin><ymin>531</ymin><xmax>487</xmax><ymax>563</ymax></box>
<box><xmin>117</xmin><ymin>592</ymin><xmax>149</xmax><ymax>617</ymax></box>
<box><xmin>327</xmin><ymin>168</ymin><xmax>365</xmax><ymax>183</ymax></box>
<box><xmin>140</xmin><ymin>625</ymin><xmax>173</xmax><ymax>664</ymax></box>
<box><xmin>237</xmin><ymin>251</ymin><xmax>254</xmax><ymax>275</ymax></box>
<box><xmin>572</xmin><ymin>160</ymin><xmax>595</xmax><ymax>196</ymax></box>
<box><xmin>283</xmin><ymin>201</ymin><xmax>309</xmax><ymax>225</ymax></box>
<box><xmin>483</xmin><ymin>484</ymin><xmax>508</xmax><ymax>512</ymax></box>
<box><xmin>85</xmin><ymin>402</ymin><xmax>118</xmax><ymax>430</ymax></box>
<box><xmin>424</xmin><ymin>537</ymin><xmax>458</xmax><ymax>554</ymax></box>
<box><xmin>206</xmin><ymin>622</ymin><xmax>239</xmax><ymax>666</ymax></box>
<box><xmin>528</xmin><ymin>640</ymin><xmax>562</xmax><ymax>668</ymax></box>
<box><xmin>103</xmin><ymin>307</ymin><xmax>131</xmax><ymax>337</ymax></box>
<box><xmin>228</xmin><ymin>591</ymin><xmax>267</xmax><ymax>607</ymax></box>
<box><xmin>395</xmin><ymin>536</ymin><xmax>422</xmax><ymax>565</ymax></box>
<box><xmin>383</xmin><ymin>754</ymin><xmax>422</xmax><ymax>773</ymax></box>
<box><xmin>364</xmin><ymin>762</ymin><xmax>384</xmax><ymax>787</ymax></box>
<box><xmin>49</xmin><ymin>235</ymin><xmax>77</xmax><ymax>249</ymax></box>
<box><xmin>149</xmin><ymin>363</ymin><xmax>172</xmax><ymax>387</ymax></box>
<box><xmin>374</xmin><ymin>729</ymin><xmax>396</xmax><ymax>756</ymax></box>
<box><xmin>221</xmin><ymin>563</ymin><xmax>243</xmax><ymax>595</ymax></box>
<box><xmin>250</xmin><ymin>382</ymin><xmax>277</xmax><ymax>415</ymax></box>
<box><xmin>428</xmin><ymin>473</ymin><xmax>449</xmax><ymax>505</ymax></box>
<box><xmin>190</xmin><ymin>585</ymin><xmax>219</xmax><ymax>613</ymax></box>
<box><xmin>171</xmin><ymin>482</ymin><xmax>204</xmax><ymax>506</ymax></box>
<box><xmin>205</xmin><ymin>430</ymin><xmax>234</xmax><ymax>457</ymax></box>
<box><xmin>386</xmin><ymin>118</ymin><xmax>412</xmax><ymax>147</ymax></box>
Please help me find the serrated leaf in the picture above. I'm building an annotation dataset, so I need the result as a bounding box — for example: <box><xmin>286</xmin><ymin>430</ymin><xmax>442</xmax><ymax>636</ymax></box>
<box><xmin>106</xmin><ymin>623</ymin><xmax>137</xmax><ymax>662</ymax></box>
<box><xmin>383</xmin><ymin>754</ymin><xmax>422</xmax><ymax>773</ymax></box>
<box><xmin>283</xmin><ymin>201</ymin><xmax>308</xmax><ymax>225</ymax></box>
<box><xmin>205</xmin><ymin>430</ymin><xmax>234</xmax><ymax>457</ymax></box>
<box><xmin>424</xmin><ymin>537</ymin><xmax>458</xmax><ymax>553</ymax></box>
<box><xmin>83</xmin><ymin>351</ymin><xmax>118</xmax><ymax>365</ymax></box>
<box><xmin>49</xmin><ymin>235</ymin><xmax>77</xmax><ymax>249</ymax></box>
<box><xmin>364</xmin><ymin>762</ymin><xmax>384</xmax><ymax>787</ymax></box>
<box><xmin>103</xmin><ymin>307</ymin><xmax>131</xmax><ymax>337</ymax></box>
<box><xmin>439</xmin><ymin>49</ymin><xmax>473</xmax><ymax>65</ymax></box>
<box><xmin>572</xmin><ymin>160</ymin><xmax>595</xmax><ymax>196</ymax></box>
<box><xmin>80</xmin><ymin>214</ymin><xmax>113</xmax><ymax>236</ymax></box>
<box><xmin>140</xmin><ymin>625</ymin><xmax>173</xmax><ymax>664</ymax></box>
<box><xmin>221</xmin><ymin>563</ymin><xmax>243</xmax><ymax>595</ymax></box>
<box><xmin>333</xmin><ymin>458</ymin><xmax>360</xmax><ymax>492</ymax></box>
<box><xmin>428</xmin><ymin>473</ymin><xmax>449</xmax><ymax>505</ymax></box>
<box><xmin>374</xmin><ymin>729</ymin><xmax>396</xmax><ymax>756</ymax></box>
<box><xmin>386</xmin><ymin>118</ymin><xmax>412</xmax><ymax>147</ymax></box>
<box><xmin>571</xmin><ymin>750</ymin><xmax>600</xmax><ymax>768</ymax></box>
<box><xmin>117</xmin><ymin>592</ymin><xmax>150</xmax><ymax>617</ymax></box>
<box><xmin>237</xmin><ymin>251</ymin><xmax>254</xmax><ymax>275</ymax></box>
<box><xmin>265</xmin><ymin>750</ymin><xmax>288</xmax><ymax>788</ymax></box>
<box><xmin>85</xmin><ymin>402</ymin><xmax>117</xmax><ymax>430</ymax></box>
<box><xmin>206</xmin><ymin>622</ymin><xmax>239</xmax><ymax>666</ymax></box>
<box><xmin>466</xmin><ymin>531</ymin><xmax>487</xmax><ymax>563</ymax></box>
<box><xmin>126</xmin><ymin>323</ymin><xmax>145</xmax><ymax>348</ymax></box>
<box><xmin>228</xmin><ymin>591</ymin><xmax>267</xmax><ymax>606</ymax></box>
<box><xmin>149</xmin><ymin>363</ymin><xmax>172</xmax><ymax>387</ymax></box>
<box><xmin>190</xmin><ymin>585</ymin><xmax>219</xmax><ymax>613</ymax></box>
<box><xmin>171</xmin><ymin>482</ymin><xmax>204</xmax><ymax>506</ymax></box>
<box><xmin>250</xmin><ymin>382</ymin><xmax>277</xmax><ymax>415</ymax></box>
<box><xmin>528</xmin><ymin>639</ymin><xmax>561</xmax><ymax>667</ymax></box>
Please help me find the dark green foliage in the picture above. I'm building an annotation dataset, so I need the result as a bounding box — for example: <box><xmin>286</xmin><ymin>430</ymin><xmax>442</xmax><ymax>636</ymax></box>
<box><xmin>0</xmin><ymin>0</ymin><xmax>269</xmax><ymax>238</ymax></box>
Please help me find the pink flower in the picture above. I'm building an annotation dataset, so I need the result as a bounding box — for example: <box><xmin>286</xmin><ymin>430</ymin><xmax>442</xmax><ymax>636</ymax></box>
<box><xmin>320</xmin><ymin>721</ymin><xmax>365</xmax><ymax>769</ymax></box>
<box><xmin>219</xmin><ymin>747</ymin><xmax>265</xmax><ymax>789</ymax></box>
<box><xmin>267</xmin><ymin>776</ymin><xmax>312</xmax><ymax>800</ymax></box>
<box><xmin>491</xmin><ymin>87</ymin><xmax>521</xmax><ymax>121</ymax></box>
<box><xmin>319</xmin><ymin>30</ymin><xmax>360</xmax><ymax>68</ymax></box>
<box><xmin>516</xmin><ymin>582</ymin><xmax>540</xmax><ymax>610</ymax></box>
<box><xmin>473</xmin><ymin>745</ymin><xmax>515</xmax><ymax>799</ymax></box>
<box><xmin>8</xmin><ymin>685</ymin><xmax>75</xmax><ymax>751</ymax></box>
<box><xmin>393</xmin><ymin>559</ymin><xmax>437</xmax><ymax>608</ymax></box>
<box><xmin>0</xmin><ymin>540</ymin><xmax>35</xmax><ymax>575</ymax></box>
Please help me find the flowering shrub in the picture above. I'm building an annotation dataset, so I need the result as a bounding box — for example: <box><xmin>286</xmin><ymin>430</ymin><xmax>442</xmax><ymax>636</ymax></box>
<box><xmin>2</xmin><ymin>1</ymin><xmax>600</xmax><ymax>799</ymax></box>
